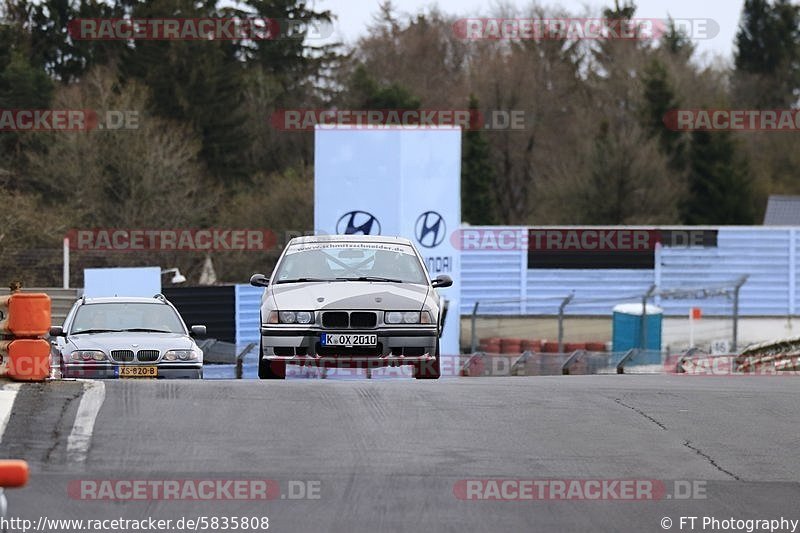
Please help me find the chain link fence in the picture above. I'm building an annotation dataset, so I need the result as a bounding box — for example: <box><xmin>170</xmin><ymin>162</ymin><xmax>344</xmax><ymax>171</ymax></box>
<box><xmin>459</xmin><ymin>278</ymin><xmax>752</xmax><ymax>375</ymax></box>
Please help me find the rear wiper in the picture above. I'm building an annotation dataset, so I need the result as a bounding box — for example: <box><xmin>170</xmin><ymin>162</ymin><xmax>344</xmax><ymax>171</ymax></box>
<box><xmin>336</xmin><ymin>276</ymin><xmax>403</xmax><ymax>283</ymax></box>
<box><xmin>119</xmin><ymin>328</ymin><xmax>172</xmax><ymax>333</ymax></box>
<box><xmin>70</xmin><ymin>329</ymin><xmax>121</xmax><ymax>335</ymax></box>
<box><xmin>275</xmin><ymin>278</ymin><xmax>337</xmax><ymax>284</ymax></box>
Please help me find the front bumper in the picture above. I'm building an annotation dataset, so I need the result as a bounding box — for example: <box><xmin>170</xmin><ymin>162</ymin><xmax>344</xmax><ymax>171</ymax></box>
<box><xmin>61</xmin><ymin>363</ymin><xmax>203</xmax><ymax>379</ymax></box>
<box><xmin>260</xmin><ymin>326</ymin><xmax>437</xmax><ymax>367</ymax></box>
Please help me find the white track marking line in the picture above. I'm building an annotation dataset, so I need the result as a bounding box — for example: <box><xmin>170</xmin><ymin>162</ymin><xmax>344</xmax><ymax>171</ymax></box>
<box><xmin>66</xmin><ymin>380</ymin><xmax>106</xmax><ymax>463</ymax></box>
<box><xmin>0</xmin><ymin>383</ymin><xmax>22</xmax><ymax>444</ymax></box>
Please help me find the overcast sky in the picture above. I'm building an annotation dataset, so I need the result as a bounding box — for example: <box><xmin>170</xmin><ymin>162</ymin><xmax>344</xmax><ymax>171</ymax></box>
<box><xmin>314</xmin><ymin>0</ymin><xmax>745</xmax><ymax>65</ymax></box>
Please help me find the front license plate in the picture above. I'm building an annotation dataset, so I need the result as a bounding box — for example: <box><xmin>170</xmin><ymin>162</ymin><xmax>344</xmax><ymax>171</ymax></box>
<box><xmin>118</xmin><ymin>366</ymin><xmax>158</xmax><ymax>378</ymax></box>
<box><xmin>321</xmin><ymin>334</ymin><xmax>378</xmax><ymax>347</ymax></box>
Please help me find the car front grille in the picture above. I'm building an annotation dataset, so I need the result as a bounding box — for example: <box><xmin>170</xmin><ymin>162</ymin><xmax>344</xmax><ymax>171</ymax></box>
<box><xmin>137</xmin><ymin>350</ymin><xmax>160</xmax><ymax>362</ymax></box>
<box><xmin>322</xmin><ymin>312</ymin><xmax>348</xmax><ymax>328</ymax></box>
<box><xmin>350</xmin><ymin>312</ymin><xmax>377</xmax><ymax>328</ymax></box>
<box><xmin>110</xmin><ymin>350</ymin><xmax>135</xmax><ymax>362</ymax></box>
<box><xmin>321</xmin><ymin>311</ymin><xmax>378</xmax><ymax>329</ymax></box>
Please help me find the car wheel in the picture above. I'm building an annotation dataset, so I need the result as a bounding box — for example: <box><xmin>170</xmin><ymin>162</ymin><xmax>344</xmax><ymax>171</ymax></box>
<box><xmin>258</xmin><ymin>344</ymin><xmax>286</xmax><ymax>380</ymax></box>
<box><xmin>415</xmin><ymin>340</ymin><xmax>441</xmax><ymax>380</ymax></box>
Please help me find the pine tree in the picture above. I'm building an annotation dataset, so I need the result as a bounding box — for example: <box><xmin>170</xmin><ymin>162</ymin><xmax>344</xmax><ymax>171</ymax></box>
<box><xmin>641</xmin><ymin>59</ymin><xmax>686</xmax><ymax>172</ymax></box>
<box><xmin>661</xmin><ymin>17</ymin><xmax>696</xmax><ymax>60</ymax></box>
<box><xmin>682</xmin><ymin>131</ymin><xmax>756</xmax><ymax>225</ymax></box>
<box><xmin>349</xmin><ymin>65</ymin><xmax>420</xmax><ymax>109</ymax></box>
<box><xmin>461</xmin><ymin>95</ymin><xmax>495</xmax><ymax>225</ymax></box>
<box><xmin>0</xmin><ymin>23</ymin><xmax>53</xmax><ymax>185</ymax></box>
<box><xmin>734</xmin><ymin>0</ymin><xmax>800</xmax><ymax>107</ymax></box>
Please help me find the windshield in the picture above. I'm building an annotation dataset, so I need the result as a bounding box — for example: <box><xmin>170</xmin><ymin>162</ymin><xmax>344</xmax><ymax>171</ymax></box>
<box><xmin>274</xmin><ymin>242</ymin><xmax>428</xmax><ymax>284</ymax></box>
<box><xmin>70</xmin><ymin>303</ymin><xmax>186</xmax><ymax>334</ymax></box>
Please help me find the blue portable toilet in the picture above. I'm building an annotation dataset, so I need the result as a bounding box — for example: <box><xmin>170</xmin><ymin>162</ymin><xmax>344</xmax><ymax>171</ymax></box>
<box><xmin>612</xmin><ymin>303</ymin><xmax>663</xmax><ymax>362</ymax></box>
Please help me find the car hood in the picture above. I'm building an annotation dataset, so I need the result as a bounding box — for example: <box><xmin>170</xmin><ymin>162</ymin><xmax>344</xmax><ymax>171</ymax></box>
<box><xmin>270</xmin><ymin>282</ymin><xmax>430</xmax><ymax>311</ymax></box>
<box><xmin>66</xmin><ymin>332</ymin><xmax>195</xmax><ymax>351</ymax></box>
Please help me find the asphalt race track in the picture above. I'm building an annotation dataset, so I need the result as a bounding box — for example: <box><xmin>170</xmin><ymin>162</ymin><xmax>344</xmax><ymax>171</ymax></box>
<box><xmin>1</xmin><ymin>375</ymin><xmax>799</xmax><ymax>533</ymax></box>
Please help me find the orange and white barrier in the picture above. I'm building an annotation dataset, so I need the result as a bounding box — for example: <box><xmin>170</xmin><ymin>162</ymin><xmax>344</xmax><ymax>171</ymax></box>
<box><xmin>0</xmin><ymin>293</ymin><xmax>51</xmax><ymax>381</ymax></box>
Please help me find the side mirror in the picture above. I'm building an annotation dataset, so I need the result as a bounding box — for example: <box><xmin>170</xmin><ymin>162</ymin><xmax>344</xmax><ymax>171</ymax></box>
<box><xmin>250</xmin><ymin>274</ymin><xmax>270</xmax><ymax>287</ymax></box>
<box><xmin>0</xmin><ymin>460</ymin><xmax>29</xmax><ymax>488</ymax></box>
<box><xmin>431</xmin><ymin>274</ymin><xmax>453</xmax><ymax>288</ymax></box>
<box><xmin>49</xmin><ymin>326</ymin><xmax>65</xmax><ymax>337</ymax></box>
<box><xmin>190</xmin><ymin>325</ymin><xmax>207</xmax><ymax>338</ymax></box>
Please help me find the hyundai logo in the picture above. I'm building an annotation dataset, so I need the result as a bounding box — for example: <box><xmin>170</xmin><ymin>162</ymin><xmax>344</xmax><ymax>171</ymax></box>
<box><xmin>336</xmin><ymin>211</ymin><xmax>382</xmax><ymax>235</ymax></box>
<box><xmin>415</xmin><ymin>211</ymin><xmax>446</xmax><ymax>248</ymax></box>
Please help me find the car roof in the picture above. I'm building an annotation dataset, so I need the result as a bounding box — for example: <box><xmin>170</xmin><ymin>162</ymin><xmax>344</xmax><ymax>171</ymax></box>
<box><xmin>288</xmin><ymin>235</ymin><xmax>414</xmax><ymax>246</ymax></box>
<box><xmin>80</xmin><ymin>296</ymin><xmax>168</xmax><ymax>305</ymax></box>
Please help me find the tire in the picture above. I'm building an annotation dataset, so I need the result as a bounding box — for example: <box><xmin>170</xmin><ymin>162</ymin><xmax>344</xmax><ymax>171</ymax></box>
<box><xmin>258</xmin><ymin>344</ymin><xmax>286</xmax><ymax>380</ymax></box>
<box><xmin>415</xmin><ymin>340</ymin><xmax>441</xmax><ymax>380</ymax></box>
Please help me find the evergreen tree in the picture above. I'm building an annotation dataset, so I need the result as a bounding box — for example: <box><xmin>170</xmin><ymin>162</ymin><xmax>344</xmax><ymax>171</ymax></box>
<box><xmin>660</xmin><ymin>17</ymin><xmax>695</xmax><ymax>60</ymax></box>
<box><xmin>641</xmin><ymin>59</ymin><xmax>686</xmax><ymax>171</ymax></box>
<box><xmin>734</xmin><ymin>0</ymin><xmax>800</xmax><ymax>107</ymax></box>
<box><xmin>461</xmin><ymin>94</ymin><xmax>495</xmax><ymax>225</ymax></box>
<box><xmin>682</xmin><ymin>130</ymin><xmax>756</xmax><ymax>225</ymax></box>
<box><xmin>3</xmin><ymin>0</ymin><xmax>125</xmax><ymax>82</ymax></box>
<box><xmin>0</xmin><ymin>21</ymin><xmax>53</xmax><ymax>185</ymax></box>
<box><xmin>348</xmin><ymin>65</ymin><xmax>420</xmax><ymax>109</ymax></box>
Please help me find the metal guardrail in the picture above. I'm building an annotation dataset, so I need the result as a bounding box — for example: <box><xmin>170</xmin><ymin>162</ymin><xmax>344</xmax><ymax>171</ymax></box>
<box><xmin>615</xmin><ymin>349</ymin><xmax>639</xmax><ymax>374</ymax></box>
<box><xmin>561</xmin><ymin>350</ymin><xmax>586</xmax><ymax>375</ymax></box>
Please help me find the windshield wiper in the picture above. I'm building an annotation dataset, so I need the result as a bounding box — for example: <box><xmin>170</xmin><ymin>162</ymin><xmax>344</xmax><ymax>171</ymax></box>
<box><xmin>275</xmin><ymin>278</ymin><xmax>337</xmax><ymax>284</ymax></box>
<box><xmin>119</xmin><ymin>328</ymin><xmax>173</xmax><ymax>333</ymax></box>
<box><xmin>336</xmin><ymin>276</ymin><xmax>403</xmax><ymax>283</ymax></box>
<box><xmin>70</xmin><ymin>329</ymin><xmax>121</xmax><ymax>335</ymax></box>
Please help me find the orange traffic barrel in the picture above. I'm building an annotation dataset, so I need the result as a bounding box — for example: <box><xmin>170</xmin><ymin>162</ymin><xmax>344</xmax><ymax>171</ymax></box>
<box><xmin>586</xmin><ymin>342</ymin><xmax>607</xmax><ymax>352</ymax></box>
<box><xmin>564</xmin><ymin>342</ymin><xmax>587</xmax><ymax>352</ymax></box>
<box><xmin>0</xmin><ymin>293</ymin><xmax>51</xmax><ymax>337</ymax></box>
<box><xmin>521</xmin><ymin>339</ymin><xmax>542</xmax><ymax>352</ymax></box>
<box><xmin>0</xmin><ymin>339</ymin><xmax>50</xmax><ymax>381</ymax></box>
<box><xmin>542</xmin><ymin>341</ymin><xmax>561</xmax><ymax>353</ymax></box>
<box><xmin>500</xmin><ymin>338</ymin><xmax>523</xmax><ymax>354</ymax></box>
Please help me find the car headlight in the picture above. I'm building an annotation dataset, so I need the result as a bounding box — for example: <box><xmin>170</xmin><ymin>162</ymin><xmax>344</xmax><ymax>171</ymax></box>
<box><xmin>164</xmin><ymin>349</ymin><xmax>198</xmax><ymax>361</ymax></box>
<box><xmin>269</xmin><ymin>311</ymin><xmax>315</xmax><ymax>324</ymax></box>
<box><xmin>71</xmin><ymin>350</ymin><xmax>106</xmax><ymax>362</ymax></box>
<box><xmin>385</xmin><ymin>311</ymin><xmax>433</xmax><ymax>324</ymax></box>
